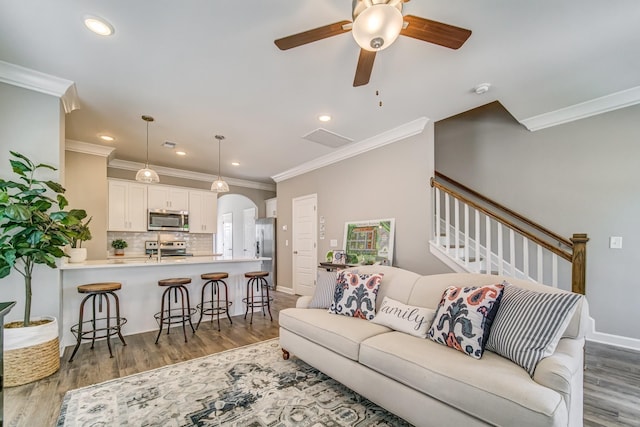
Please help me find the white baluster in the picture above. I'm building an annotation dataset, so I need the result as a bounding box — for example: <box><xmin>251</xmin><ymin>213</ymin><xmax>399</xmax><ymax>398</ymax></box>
<box><xmin>464</xmin><ymin>204</ymin><xmax>470</xmax><ymax>268</ymax></box>
<box><xmin>434</xmin><ymin>188</ymin><xmax>441</xmax><ymax>246</ymax></box>
<box><xmin>474</xmin><ymin>211</ymin><xmax>480</xmax><ymax>273</ymax></box>
<box><xmin>552</xmin><ymin>254</ymin><xmax>558</xmax><ymax>288</ymax></box>
<box><xmin>454</xmin><ymin>199</ymin><xmax>460</xmax><ymax>260</ymax></box>
<box><xmin>485</xmin><ymin>216</ymin><xmax>491</xmax><ymax>275</ymax></box>
<box><xmin>509</xmin><ymin>229</ymin><xmax>515</xmax><ymax>277</ymax></box>
<box><xmin>523</xmin><ymin>237</ymin><xmax>529</xmax><ymax>280</ymax></box>
<box><xmin>537</xmin><ymin>245</ymin><xmax>543</xmax><ymax>283</ymax></box>
<box><xmin>445</xmin><ymin>194</ymin><xmax>451</xmax><ymax>253</ymax></box>
<box><xmin>497</xmin><ymin>224</ymin><xmax>504</xmax><ymax>276</ymax></box>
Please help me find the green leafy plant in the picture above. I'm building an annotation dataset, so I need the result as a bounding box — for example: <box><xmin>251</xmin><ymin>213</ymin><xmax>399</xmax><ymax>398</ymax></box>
<box><xmin>0</xmin><ymin>151</ymin><xmax>87</xmax><ymax>327</ymax></box>
<box><xmin>67</xmin><ymin>212</ymin><xmax>92</xmax><ymax>248</ymax></box>
<box><xmin>111</xmin><ymin>239</ymin><xmax>128</xmax><ymax>250</ymax></box>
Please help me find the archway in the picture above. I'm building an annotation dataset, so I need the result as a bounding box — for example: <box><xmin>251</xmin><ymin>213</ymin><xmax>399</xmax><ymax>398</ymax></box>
<box><xmin>216</xmin><ymin>194</ymin><xmax>258</xmax><ymax>258</ymax></box>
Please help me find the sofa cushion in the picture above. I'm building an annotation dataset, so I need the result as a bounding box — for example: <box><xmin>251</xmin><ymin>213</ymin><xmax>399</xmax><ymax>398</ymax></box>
<box><xmin>371</xmin><ymin>296</ymin><xmax>435</xmax><ymax>337</ymax></box>
<box><xmin>427</xmin><ymin>284</ymin><xmax>504</xmax><ymax>359</ymax></box>
<box><xmin>329</xmin><ymin>272</ymin><xmax>383</xmax><ymax>320</ymax></box>
<box><xmin>359</xmin><ymin>332</ymin><xmax>567</xmax><ymax>426</ymax></box>
<box><xmin>279</xmin><ymin>307</ymin><xmax>391</xmax><ymax>360</ymax></box>
<box><xmin>486</xmin><ymin>284</ymin><xmax>582</xmax><ymax>376</ymax></box>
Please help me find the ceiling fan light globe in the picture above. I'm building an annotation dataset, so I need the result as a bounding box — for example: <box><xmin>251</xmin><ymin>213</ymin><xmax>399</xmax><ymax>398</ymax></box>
<box><xmin>352</xmin><ymin>4</ymin><xmax>403</xmax><ymax>52</ymax></box>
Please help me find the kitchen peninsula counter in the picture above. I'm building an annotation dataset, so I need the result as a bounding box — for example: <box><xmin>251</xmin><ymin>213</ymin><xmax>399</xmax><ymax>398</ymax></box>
<box><xmin>59</xmin><ymin>257</ymin><xmax>271</xmax><ymax>348</ymax></box>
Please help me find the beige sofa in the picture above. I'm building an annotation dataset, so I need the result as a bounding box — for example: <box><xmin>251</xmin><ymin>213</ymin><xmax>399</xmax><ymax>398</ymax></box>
<box><xmin>279</xmin><ymin>265</ymin><xmax>588</xmax><ymax>427</ymax></box>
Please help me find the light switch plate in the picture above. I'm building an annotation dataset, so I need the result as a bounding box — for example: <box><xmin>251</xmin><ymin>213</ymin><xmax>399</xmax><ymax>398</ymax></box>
<box><xmin>609</xmin><ymin>236</ymin><xmax>623</xmax><ymax>249</ymax></box>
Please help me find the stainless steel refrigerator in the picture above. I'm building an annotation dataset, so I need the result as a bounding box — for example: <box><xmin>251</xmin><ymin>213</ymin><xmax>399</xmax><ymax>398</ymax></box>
<box><xmin>256</xmin><ymin>218</ymin><xmax>276</xmax><ymax>289</ymax></box>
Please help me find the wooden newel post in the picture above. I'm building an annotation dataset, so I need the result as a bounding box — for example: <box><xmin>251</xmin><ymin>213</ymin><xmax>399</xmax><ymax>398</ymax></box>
<box><xmin>570</xmin><ymin>233</ymin><xmax>589</xmax><ymax>295</ymax></box>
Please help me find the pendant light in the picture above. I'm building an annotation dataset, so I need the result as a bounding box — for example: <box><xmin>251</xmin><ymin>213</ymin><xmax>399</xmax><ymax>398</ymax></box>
<box><xmin>211</xmin><ymin>135</ymin><xmax>229</xmax><ymax>193</ymax></box>
<box><xmin>135</xmin><ymin>115</ymin><xmax>160</xmax><ymax>183</ymax></box>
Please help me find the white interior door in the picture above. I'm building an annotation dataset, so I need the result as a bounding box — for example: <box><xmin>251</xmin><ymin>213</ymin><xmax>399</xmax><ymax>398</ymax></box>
<box><xmin>243</xmin><ymin>208</ymin><xmax>256</xmax><ymax>258</ymax></box>
<box><xmin>292</xmin><ymin>194</ymin><xmax>317</xmax><ymax>296</ymax></box>
<box><xmin>222</xmin><ymin>212</ymin><xmax>233</xmax><ymax>257</ymax></box>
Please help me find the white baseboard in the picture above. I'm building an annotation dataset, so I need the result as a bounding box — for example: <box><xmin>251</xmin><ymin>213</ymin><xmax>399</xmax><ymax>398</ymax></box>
<box><xmin>586</xmin><ymin>316</ymin><xmax>640</xmax><ymax>351</ymax></box>
<box><xmin>276</xmin><ymin>286</ymin><xmax>294</xmax><ymax>295</ymax></box>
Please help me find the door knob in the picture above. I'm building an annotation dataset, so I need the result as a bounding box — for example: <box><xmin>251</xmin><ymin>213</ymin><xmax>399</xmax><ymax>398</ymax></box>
<box><xmin>293</xmin><ymin>251</ymin><xmax>298</xmax><ymax>254</ymax></box>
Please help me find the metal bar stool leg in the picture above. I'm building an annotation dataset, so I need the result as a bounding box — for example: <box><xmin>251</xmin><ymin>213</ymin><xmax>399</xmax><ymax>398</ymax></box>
<box><xmin>262</xmin><ymin>277</ymin><xmax>273</xmax><ymax>321</ymax></box>
<box><xmin>90</xmin><ymin>294</ymin><xmax>98</xmax><ymax>349</ymax></box>
<box><xmin>69</xmin><ymin>293</ymin><xmax>92</xmax><ymax>363</ymax></box>
<box><xmin>185</xmin><ymin>285</ymin><xmax>196</xmax><ymax>334</ymax></box>
<box><xmin>196</xmin><ymin>280</ymin><xmax>209</xmax><ymax>330</ymax></box>
<box><xmin>111</xmin><ymin>291</ymin><xmax>127</xmax><ymax>346</ymax></box>
<box><xmin>104</xmin><ymin>294</ymin><xmax>114</xmax><ymax>358</ymax></box>
<box><xmin>221</xmin><ymin>280</ymin><xmax>233</xmax><ymax>325</ymax></box>
<box><xmin>155</xmin><ymin>287</ymin><xmax>169</xmax><ymax>344</ymax></box>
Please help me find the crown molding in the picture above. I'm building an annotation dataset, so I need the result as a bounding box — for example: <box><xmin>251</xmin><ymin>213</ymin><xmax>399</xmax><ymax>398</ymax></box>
<box><xmin>65</xmin><ymin>139</ymin><xmax>116</xmax><ymax>160</ymax></box>
<box><xmin>108</xmin><ymin>159</ymin><xmax>276</xmax><ymax>192</ymax></box>
<box><xmin>272</xmin><ymin>117</ymin><xmax>429</xmax><ymax>183</ymax></box>
<box><xmin>0</xmin><ymin>60</ymin><xmax>80</xmax><ymax>113</ymax></box>
<box><xmin>520</xmin><ymin>85</ymin><xmax>640</xmax><ymax>131</ymax></box>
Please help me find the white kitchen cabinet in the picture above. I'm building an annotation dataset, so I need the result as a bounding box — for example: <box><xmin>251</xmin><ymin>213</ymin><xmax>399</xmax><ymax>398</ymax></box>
<box><xmin>188</xmin><ymin>190</ymin><xmax>217</xmax><ymax>234</ymax></box>
<box><xmin>265</xmin><ymin>197</ymin><xmax>277</xmax><ymax>218</ymax></box>
<box><xmin>148</xmin><ymin>185</ymin><xmax>189</xmax><ymax>211</ymax></box>
<box><xmin>108</xmin><ymin>180</ymin><xmax>148</xmax><ymax>231</ymax></box>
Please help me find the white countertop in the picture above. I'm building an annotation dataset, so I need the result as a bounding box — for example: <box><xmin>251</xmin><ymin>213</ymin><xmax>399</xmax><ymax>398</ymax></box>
<box><xmin>60</xmin><ymin>256</ymin><xmax>270</xmax><ymax>270</ymax></box>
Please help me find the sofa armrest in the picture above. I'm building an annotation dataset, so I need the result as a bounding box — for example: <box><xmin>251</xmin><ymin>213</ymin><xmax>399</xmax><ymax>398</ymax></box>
<box><xmin>533</xmin><ymin>337</ymin><xmax>583</xmax><ymax>393</ymax></box>
<box><xmin>296</xmin><ymin>295</ymin><xmax>313</xmax><ymax>308</ymax></box>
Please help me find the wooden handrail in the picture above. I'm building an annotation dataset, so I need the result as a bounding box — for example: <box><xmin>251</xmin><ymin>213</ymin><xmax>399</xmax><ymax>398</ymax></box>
<box><xmin>434</xmin><ymin>171</ymin><xmax>573</xmax><ymax>248</ymax></box>
<box><xmin>431</xmin><ymin>178</ymin><xmax>573</xmax><ymax>262</ymax></box>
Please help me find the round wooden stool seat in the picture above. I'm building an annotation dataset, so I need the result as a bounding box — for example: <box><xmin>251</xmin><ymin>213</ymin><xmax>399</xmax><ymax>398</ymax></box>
<box><xmin>77</xmin><ymin>282</ymin><xmax>122</xmax><ymax>293</ymax></box>
<box><xmin>244</xmin><ymin>271</ymin><xmax>269</xmax><ymax>278</ymax></box>
<box><xmin>158</xmin><ymin>277</ymin><xmax>191</xmax><ymax>287</ymax></box>
<box><xmin>201</xmin><ymin>272</ymin><xmax>229</xmax><ymax>280</ymax></box>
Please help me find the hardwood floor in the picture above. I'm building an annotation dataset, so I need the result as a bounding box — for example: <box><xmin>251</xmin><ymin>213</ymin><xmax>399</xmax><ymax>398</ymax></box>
<box><xmin>5</xmin><ymin>292</ymin><xmax>640</xmax><ymax>427</ymax></box>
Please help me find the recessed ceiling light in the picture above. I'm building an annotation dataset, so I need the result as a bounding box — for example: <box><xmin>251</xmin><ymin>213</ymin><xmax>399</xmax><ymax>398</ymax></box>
<box><xmin>318</xmin><ymin>115</ymin><xmax>332</xmax><ymax>122</ymax></box>
<box><xmin>176</xmin><ymin>151</ymin><xmax>187</xmax><ymax>156</ymax></box>
<box><xmin>231</xmin><ymin>162</ymin><xmax>240</xmax><ymax>166</ymax></box>
<box><xmin>99</xmin><ymin>135</ymin><xmax>115</xmax><ymax>142</ymax></box>
<box><xmin>84</xmin><ymin>15</ymin><xmax>115</xmax><ymax>36</ymax></box>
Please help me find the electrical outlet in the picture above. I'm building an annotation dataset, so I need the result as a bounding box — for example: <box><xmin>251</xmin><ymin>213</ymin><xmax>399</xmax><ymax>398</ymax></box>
<box><xmin>609</xmin><ymin>236</ymin><xmax>623</xmax><ymax>249</ymax></box>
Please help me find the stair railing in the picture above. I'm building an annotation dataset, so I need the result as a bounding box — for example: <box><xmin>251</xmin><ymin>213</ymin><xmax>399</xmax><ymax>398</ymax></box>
<box><xmin>430</xmin><ymin>172</ymin><xmax>588</xmax><ymax>295</ymax></box>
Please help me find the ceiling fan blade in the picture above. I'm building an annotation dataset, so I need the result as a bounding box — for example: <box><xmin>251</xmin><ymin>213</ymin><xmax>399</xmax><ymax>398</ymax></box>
<box><xmin>401</xmin><ymin>15</ymin><xmax>471</xmax><ymax>49</ymax></box>
<box><xmin>353</xmin><ymin>49</ymin><xmax>376</xmax><ymax>87</ymax></box>
<box><xmin>274</xmin><ymin>20</ymin><xmax>352</xmax><ymax>50</ymax></box>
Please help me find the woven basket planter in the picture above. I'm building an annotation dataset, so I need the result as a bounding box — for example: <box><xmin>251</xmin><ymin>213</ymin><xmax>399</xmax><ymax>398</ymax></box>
<box><xmin>4</xmin><ymin>316</ymin><xmax>60</xmax><ymax>387</ymax></box>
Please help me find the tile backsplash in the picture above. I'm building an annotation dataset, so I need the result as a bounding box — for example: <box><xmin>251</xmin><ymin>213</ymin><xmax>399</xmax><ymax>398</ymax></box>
<box><xmin>107</xmin><ymin>231</ymin><xmax>214</xmax><ymax>256</ymax></box>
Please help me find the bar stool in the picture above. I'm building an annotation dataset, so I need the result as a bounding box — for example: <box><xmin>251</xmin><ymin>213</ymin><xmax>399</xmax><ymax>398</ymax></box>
<box><xmin>154</xmin><ymin>278</ymin><xmax>196</xmax><ymax>343</ymax></box>
<box><xmin>69</xmin><ymin>282</ymin><xmax>127</xmax><ymax>362</ymax></box>
<box><xmin>196</xmin><ymin>272</ymin><xmax>233</xmax><ymax>331</ymax></box>
<box><xmin>243</xmin><ymin>271</ymin><xmax>273</xmax><ymax>324</ymax></box>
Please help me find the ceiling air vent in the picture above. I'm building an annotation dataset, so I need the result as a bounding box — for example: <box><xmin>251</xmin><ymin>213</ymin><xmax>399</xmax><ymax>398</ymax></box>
<box><xmin>162</xmin><ymin>141</ymin><xmax>177</xmax><ymax>149</ymax></box>
<box><xmin>302</xmin><ymin>128</ymin><xmax>353</xmax><ymax>148</ymax></box>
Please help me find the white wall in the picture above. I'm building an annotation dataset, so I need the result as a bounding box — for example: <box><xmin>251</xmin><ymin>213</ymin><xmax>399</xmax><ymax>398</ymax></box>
<box><xmin>0</xmin><ymin>82</ymin><xmax>64</xmax><ymax>324</ymax></box>
<box><xmin>435</xmin><ymin>101</ymin><xmax>640</xmax><ymax>343</ymax></box>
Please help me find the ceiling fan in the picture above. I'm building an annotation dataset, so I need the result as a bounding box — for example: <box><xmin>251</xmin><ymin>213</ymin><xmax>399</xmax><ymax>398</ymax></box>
<box><xmin>274</xmin><ymin>0</ymin><xmax>472</xmax><ymax>87</ymax></box>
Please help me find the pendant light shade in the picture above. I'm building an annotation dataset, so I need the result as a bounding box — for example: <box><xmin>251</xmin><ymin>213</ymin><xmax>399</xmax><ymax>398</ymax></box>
<box><xmin>136</xmin><ymin>115</ymin><xmax>160</xmax><ymax>183</ymax></box>
<box><xmin>211</xmin><ymin>135</ymin><xmax>229</xmax><ymax>193</ymax></box>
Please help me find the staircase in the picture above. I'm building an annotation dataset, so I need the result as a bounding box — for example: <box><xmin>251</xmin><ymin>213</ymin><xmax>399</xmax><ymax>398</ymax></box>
<box><xmin>430</xmin><ymin>172</ymin><xmax>588</xmax><ymax>294</ymax></box>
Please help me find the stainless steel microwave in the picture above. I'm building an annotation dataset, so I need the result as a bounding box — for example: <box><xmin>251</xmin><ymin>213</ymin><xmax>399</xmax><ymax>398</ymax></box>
<box><xmin>148</xmin><ymin>209</ymin><xmax>189</xmax><ymax>232</ymax></box>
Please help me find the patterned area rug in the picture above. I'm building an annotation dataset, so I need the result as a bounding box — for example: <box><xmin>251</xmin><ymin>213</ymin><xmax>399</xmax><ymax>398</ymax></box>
<box><xmin>57</xmin><ymin>339</ymin><xmax>410</xmax><ymax>426</ymax></box>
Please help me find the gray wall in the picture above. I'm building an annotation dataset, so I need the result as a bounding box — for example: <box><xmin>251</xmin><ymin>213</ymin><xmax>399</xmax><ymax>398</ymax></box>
<box><xmin>0</xmin><ymin>82</ymin><xmax>64</xmax><ymax>324</ymax></box>
<box><xmin>276</xmin><ymin>122</ymin><xmax>450</xmax><ymax>291</ymax></box>
<box><xmin>65</xmin><ymin>151</ymin><xmax>108</xmax><ymax>260</ymax></box>
<box><xmin>435</xmin><ymin>101</ymin><xmax>640</xmax><ymax>340</ymax></box>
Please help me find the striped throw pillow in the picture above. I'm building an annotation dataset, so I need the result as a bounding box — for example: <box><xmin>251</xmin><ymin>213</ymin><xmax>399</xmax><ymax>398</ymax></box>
<box><xmin>308</xmin><ymin>270</ymin><xmax>339</xmax><ymax>309</ymax></box>
<box><xmin>486</xmin><ymin>284</ymin><xmax>582</xmax><ymax>376</ymax></box>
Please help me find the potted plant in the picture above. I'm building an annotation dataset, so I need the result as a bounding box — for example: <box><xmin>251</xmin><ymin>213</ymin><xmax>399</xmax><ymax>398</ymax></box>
<box><xmin>0</xmin><ymin>151</ymin><xmax>87</xmax><ymax>386</ymax></box>
<box><xmin>111</xmin><ymin>239</ymin><xmax>128</xmax><ymax>256</ymax></box>
<box><xmin>66</xmin><ymin>212</ymin><xmax>92</xmax><ymax>263</ymax></box>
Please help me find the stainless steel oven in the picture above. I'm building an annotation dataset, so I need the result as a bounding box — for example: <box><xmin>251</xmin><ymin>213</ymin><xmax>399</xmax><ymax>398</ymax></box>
<box><xmin>147</xmin><ymin>209</ymin><xmax>189</xmax><ymax>232</ymax></box>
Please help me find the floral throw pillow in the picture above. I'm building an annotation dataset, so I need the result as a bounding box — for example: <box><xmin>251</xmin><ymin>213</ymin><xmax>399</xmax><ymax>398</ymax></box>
<box><xmin>329</xmin><ymin>272</ymin><xmax>384</xmax><ymax>320</ymax></box>
<box><xmin>428</xmin><ymin>284</ymin><xmax>504</xmax><ymax>359</ymax></box>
